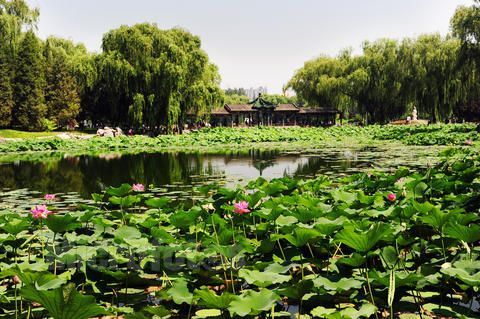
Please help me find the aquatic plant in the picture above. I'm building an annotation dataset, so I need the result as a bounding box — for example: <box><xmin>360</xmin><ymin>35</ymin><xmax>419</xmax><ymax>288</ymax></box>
<box><xmin>0</xmin><ymin>148</ymin><xmax>479</xmax><ymax>318</ymax></box>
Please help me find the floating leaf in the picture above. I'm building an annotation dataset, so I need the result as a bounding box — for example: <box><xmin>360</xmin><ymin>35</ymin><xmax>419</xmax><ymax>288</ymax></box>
<box><xmin>195</xmin><ymin>309</ymin><xmax>222</xmax><ymax>318</ymax></box>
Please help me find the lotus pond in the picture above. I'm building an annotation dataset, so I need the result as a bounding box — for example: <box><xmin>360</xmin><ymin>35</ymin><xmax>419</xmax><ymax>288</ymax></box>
<box><xmin>0</xmin><ymin>145</ymin><xmax>442</xmax><ymax>212</ymax></box>
<box><xmin>0</xmin><ymin>146</ymin><xmax>480</xmax><ymax>318</ymax></box>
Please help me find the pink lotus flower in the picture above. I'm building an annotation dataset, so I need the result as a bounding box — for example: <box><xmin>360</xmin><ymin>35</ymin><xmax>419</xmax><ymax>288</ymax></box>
<box><xmin>387</xmin><ymin>193</ymin><xmax>397</xmax><ymax>202</ymax></box>
<box><xmin>30</xmin><ymin>205</ymin><xmax>52</xmax><ymax>219</ymax></box>
<box><xmin>465</xmin><ymin>140</ymin><xmax>473</xmax><ymax>146</ymax></box>
<box><xmin>44</xmin><ymin>194</ymin><xmax>56</xmax><ymax>201</ymax></box>
<box><xmin>233</xmin><ymin>201</ymin><xmax>250</xmax><ymax>215</ymax></box>
<box><xmin>132</xmin><ymin>183</ymin><xmax>145</xmax><ymax>192</ymax></box>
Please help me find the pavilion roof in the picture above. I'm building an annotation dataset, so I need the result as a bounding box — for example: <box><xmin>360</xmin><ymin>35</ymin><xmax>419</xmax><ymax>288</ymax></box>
<box><xmin>249</xmin><ymin>94</ymin><xmax>276</xmax><ymax>110</ymax></box>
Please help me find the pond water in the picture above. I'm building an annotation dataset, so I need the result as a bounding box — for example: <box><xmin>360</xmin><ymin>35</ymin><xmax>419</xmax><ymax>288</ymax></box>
<box><xmin>0</xmin><ymin>145</ymin><xmax>441</xmax><ymax>210</ymax></box>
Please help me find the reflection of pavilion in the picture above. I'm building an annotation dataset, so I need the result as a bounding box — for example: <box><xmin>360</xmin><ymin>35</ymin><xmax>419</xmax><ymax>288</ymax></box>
<box><xmin>201</xmin><ymin>151</ymin><xmax>306</xmax><ymax>178</ymax></box>
<box><xmin>209</xmin><ymin>94</ymin><xmax>341</xmax><ymax>127</ymax></box>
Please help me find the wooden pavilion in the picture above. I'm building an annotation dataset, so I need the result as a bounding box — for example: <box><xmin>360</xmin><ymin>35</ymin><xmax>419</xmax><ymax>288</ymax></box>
<box><xmin>207</xmin><ymin>94</ymin><xmax>341</xmax><ymax>127</ymax></box>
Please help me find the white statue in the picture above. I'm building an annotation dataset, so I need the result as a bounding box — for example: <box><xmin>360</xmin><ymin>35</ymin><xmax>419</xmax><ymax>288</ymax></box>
<box><xmin>412</xmin><ymin>106</ymin><xmax>418</xmax><ymax>121</ymax></box>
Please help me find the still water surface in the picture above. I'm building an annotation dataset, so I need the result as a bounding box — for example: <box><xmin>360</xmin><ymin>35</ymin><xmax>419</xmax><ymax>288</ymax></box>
<box><xmin>0</xmin><ymin>146</ymin><xmax>440</xmax><ymax>210</ymax></box>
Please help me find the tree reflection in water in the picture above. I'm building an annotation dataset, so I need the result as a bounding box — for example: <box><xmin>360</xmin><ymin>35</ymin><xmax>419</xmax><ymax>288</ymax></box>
<box><xmin>0</xmin><ymin>148</ymin><xmax>382</xmax><ymax>198</ymax></box>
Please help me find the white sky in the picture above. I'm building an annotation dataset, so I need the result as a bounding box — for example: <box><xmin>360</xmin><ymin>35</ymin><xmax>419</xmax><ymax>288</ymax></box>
<box><xmin>27</xmin><ymin>0</ymin><xmax>473</xmax><ymax>93</ymax></box>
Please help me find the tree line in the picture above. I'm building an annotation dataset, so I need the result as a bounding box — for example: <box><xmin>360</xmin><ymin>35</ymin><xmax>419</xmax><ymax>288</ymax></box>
<box><xmin>0</xmin><ymin>0</ymin><xmax>223</xmax><ymax>131</ymax></box>
<box><xmin>287</xmin><ymin>1</ymin><xmax>480</xmax><ymax>124</ymax></box>
<box><xmin>223</xmin><ymin>89</ymin><xmax>297</xmax><ymax>105</ymax></box>
<box><xmin>4</xmin><ymin>0</ymin><xmax>480</xmax><ymax>130</ymax></box>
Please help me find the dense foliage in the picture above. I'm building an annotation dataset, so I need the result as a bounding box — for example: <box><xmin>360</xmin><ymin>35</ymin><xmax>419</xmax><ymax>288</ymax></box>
<box><xmin>223</xmin><ymin>91</ymin><xmax>297</xmax><ymax>106</ymax></box>
<box><xmin>0</xmin><ymin>0</ymin><xmax>223</xmax><ymax>131</ymax></box>
<box><xmin>287</xmin><ymin>35</ymin><xmax>474</xmax><ymax>124</ymax></box>
<box><xmin>287</xmin><ymin>2</ymin><xmax>480</xmax><ymax>124</ymax></box>
<box><xmin>0</xmin><ymin>124</ymin><xmax>478</xmax><ymax>154</ymax></box>
<box><xmin>0</xmin><ymin>149</ymin><xmax>479</xmax><ymax>318</ymax></box>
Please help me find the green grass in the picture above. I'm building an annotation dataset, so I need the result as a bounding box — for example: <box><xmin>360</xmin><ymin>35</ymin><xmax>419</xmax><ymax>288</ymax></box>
<box><xmin>0</xmin><ymin>129</ymin><xmax>91</xmax><ymax>139</ymax></box>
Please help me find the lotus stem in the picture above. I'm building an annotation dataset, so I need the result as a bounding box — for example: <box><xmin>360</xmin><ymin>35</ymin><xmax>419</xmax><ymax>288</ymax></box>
<box><xmin>364</xmin><ymin>265</ymin><xmax>379</xmax><ymax>319</ymax></box>
<box><xmin>230</xmin><ymin>257</ymin><xmax>236</xmax><ymax>294</ymax></box>
<box><xmin>211</xmin><ymin>215</ymin><xmax>230</xmax><ymax>290</ymax></box>
<box><xmin>14</xmin><ymin>282</ymin><xmax>18</xmax><ymax>319</ymax></box>
<box><xmin>52</xmin><ymin>232</ymin><xmax>57</xmax><ymax>275</ymax></box>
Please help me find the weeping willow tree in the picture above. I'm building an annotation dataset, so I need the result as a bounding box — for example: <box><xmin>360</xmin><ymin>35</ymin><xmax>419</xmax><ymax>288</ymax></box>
<box><xmin>128</xmin><ymin>93</ymin><xmax>144</xmax><ymax>130</ymax></box>
<box><xmin>403</xmin><ymin>35</ymin><xmax>463</xmax><ymax>122</ymax></box>
<box><xmin>451</xmin><ymin>0</ymin><xmax>480</xmax><ymax>120</ymax></box>
<box><xmin>0</xmin><ymin>0</ymin><xmax>39</xmax><ymax>128</ymax></box>
<box><xmin>95</xmin><ymin>23</ymin><xmax>223</xmax><ymax>130</ymax></box>
<box><xmin>287</xmin><ymin>34</ymin><xmax>476</xmax><ymax>123</ymax></box>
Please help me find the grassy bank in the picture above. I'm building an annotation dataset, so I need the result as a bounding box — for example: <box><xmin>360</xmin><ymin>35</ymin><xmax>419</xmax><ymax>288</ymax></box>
<box><xmin>0</xmin><ymin>129</ymin><xmax>92</xmax><ymax>139</ymax></box>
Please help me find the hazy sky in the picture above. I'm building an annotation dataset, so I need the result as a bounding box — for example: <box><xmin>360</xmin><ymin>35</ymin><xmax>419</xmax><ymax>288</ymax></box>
<box><xmin>27</xmin><ymin>0</ymin><xmax>472</xmax><ymax>93</ymax></box>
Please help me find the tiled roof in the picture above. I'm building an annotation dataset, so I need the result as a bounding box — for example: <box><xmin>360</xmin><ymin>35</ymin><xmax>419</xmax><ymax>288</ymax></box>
<box><xmin>219</xmin><ymin>105</ymin><xmax>340</xmax><ymax>114</ymax></box>
<box><xmin>211</xmin><ymin>107</ymin><xmax>230</xmax><ymax>115</ymax></box>
<box><xmin>276</xmin><ymin>104</ymin><xmax>299</xmax><ymax>112</ymax></box>
<box><xmin>225</xmin><ymin>104</ymin><xmax>254</xmax><ymax>112</ymax></box>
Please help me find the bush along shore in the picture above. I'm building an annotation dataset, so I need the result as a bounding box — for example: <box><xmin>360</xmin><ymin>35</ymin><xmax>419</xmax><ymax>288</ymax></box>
<box><xmin>0</xmin><ymin>148</ymin><xmax>479</xmax><ymax>318</ymax></box>
<box><xmin>0</xmin><ymin>124</ymin><xmax>479</xmax><ymax>154</ymax></box>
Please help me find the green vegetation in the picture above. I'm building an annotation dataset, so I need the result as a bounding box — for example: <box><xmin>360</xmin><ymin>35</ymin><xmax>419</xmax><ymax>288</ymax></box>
<box><xmin>4</xmin><ymin>1</ymin><xmax>480</xmax><ymax>133</ymax></box>
<box><xmin>223</xmin><ymin>89</ymin><xmax>297</xmax><ymax>105</ymax></box>
<box><xmin>0</xmin><ymin>129</ymin><xmax>89</xmax><ymax>139</ymax></box>
<box><xmin>0</xmin><ymin>0</ymin><xmax>223</xmax><ymax>132</ymax></box>
<box><xmin>0</xmin><ymin>148</ymin><xmax>479</xmax><ymax>318</ymax></box>
<box><xmin>287</xmin><ymin>35</ymin><xmax>472</xmax><ymax>123</ymax></box>
<box><xmin>0</xmin><ymin>125</ymin><xmax>477</xmax><ymax>155</ymax></box>
<box><xmin>286</xmin><ymin>1</ymin><xmax>480</xmax><ymax>124</ymax></box>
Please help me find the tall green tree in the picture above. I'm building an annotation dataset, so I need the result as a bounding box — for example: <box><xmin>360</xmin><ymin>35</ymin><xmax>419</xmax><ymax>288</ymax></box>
<box><xmin>451</xmin><ymin>1</ymin><xmax>480</xmax><ymax>120</ymax></box>
<box><xmin>96</xmin><ymin>23</ymin><xmax>222</xmax><ymax>130</ymax></box>
<box><xmin>44</xmin><ymin>40</ymin><xmax>81</xmax><ymax>127</ymax></box>
<box><xmin>287</xmin><ymin>35</ymin><xmax>469</xmax><ymax>123</ymax></box>
<box><xmin>0</xmin><ymin>0</ymin><xmax>38</xmax><ymax>56</ymax></box>
<box><xmin>0</xmin><ymin>49</ymin><xmax>13</xmax><ymax>127</ymax></box>
<box><xmin>0</xmin><ymin>0</ymin><xmax>39</xmax><ymax>128</ymax></box>
<box><xmin>13</xmin><ymin>30</ymin><xmax>46</xmax><ymax>130</ymax></box>
<box><xmin>451</xmin><ymin>0</ymin><xmax>480</xmax><ymax>64</ymax></box>
<box><xmin>224</xmin><ymin>94</ymin><xmax>250</xmax><ymax>105</ymax></box>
